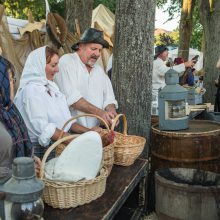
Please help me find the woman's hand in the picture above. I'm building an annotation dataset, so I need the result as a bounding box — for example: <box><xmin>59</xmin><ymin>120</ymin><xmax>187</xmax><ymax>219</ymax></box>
<box><xmin>90</xmin><ymin>126</ymin><xmax>103</xmax><ymax>133</ymax></box>
<box><xmin>62</xmin><ymin>132</ymin><xmax>73</xmax><ymax>145</ymax></box>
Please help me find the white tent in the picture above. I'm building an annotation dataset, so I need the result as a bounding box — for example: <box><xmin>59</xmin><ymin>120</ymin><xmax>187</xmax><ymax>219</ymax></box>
<box><xmin>7</xmin><ymin>17</ymin><xmax>28</xmax><ymax>39</ymax></box>
<box><xmin>168</xmin><ymin>48</ymin><xmax>203</xmax><ymax>70</ymax></box>
<box><xmin>91</xmin><ymin>4</ymin><xmax>115</xmax><ymax>38</ymax></box>
<box><xmin>6</xmin><ymin>16</ymin><xmax>46</xmax><ymax>39</ymax></box>
<box><xmin>6</xmin><ymin>0</ymin><xmax>49</xmax><ymax>39</ymax></box>
<box><xmin>91</xmin><ymin>4</ymin><xmax>115</xmax><ymax>71</ymax></box>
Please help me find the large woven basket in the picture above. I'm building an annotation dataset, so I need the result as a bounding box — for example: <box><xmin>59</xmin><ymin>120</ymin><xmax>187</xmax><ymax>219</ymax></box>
<box><xmin>56</xmin><ymin>113</ymin><xmax>114</xmax><ymax>175</ymax></box>
<box><xmin>111</xmin><ymin>114</ymin><xmax>146</xmax><ymax>166</ymax></box>
<box><xmin>39</xmin><ymin>135</ymin><xmax>108</xmax><ymax>209</ymax></box>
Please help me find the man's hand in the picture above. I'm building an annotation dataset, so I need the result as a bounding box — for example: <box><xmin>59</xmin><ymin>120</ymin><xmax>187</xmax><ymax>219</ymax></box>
<box><xmin>73</xmin><ymin>98</ymin><xmax>115</xmax><ymax>126</ymax></box>
<box><xmin>184</xmin><ymin>60</ymin><xmax>195</xmax><ymax>68</ymax></box>
<box><xmin>72</xmin><ymin>98</ymin><xmax>118</xmax><ymax>127</ymax></box>
<box><xmin>105</xmin><ymin>104</ymin><xmax>118</xmax><ymax>127</ymax></box>
<box><xmin>99</xmin><ymin>110</ymin><xmax>115</xmax><ymax>127</ymax></box>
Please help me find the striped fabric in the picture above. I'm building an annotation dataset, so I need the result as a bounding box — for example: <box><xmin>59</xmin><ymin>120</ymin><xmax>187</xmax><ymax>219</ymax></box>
<box><xmin>33</xmin><ymin>143</ymin><xmax>55</xmax><ymax>161</ymax></box>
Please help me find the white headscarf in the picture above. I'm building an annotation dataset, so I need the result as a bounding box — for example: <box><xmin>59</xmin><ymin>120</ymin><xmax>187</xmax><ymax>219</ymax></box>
<box><xmin>17</xmin><ymin>46</ymin><xmax>60</xmax><ymax>95</ymax></box>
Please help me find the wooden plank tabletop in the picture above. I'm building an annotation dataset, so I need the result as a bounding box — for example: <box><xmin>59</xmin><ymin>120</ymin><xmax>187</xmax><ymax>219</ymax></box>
<box><xmin>43</xmin><ymin>158</ymin><xmax>148</xmax><ymax>220</ymax></box>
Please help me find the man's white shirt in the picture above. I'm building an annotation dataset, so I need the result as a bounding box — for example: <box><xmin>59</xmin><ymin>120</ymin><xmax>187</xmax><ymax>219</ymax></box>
<box><xmin>55</xmin><ymin>52</ymin><xmax>118</xmax><ymax>128</ymax></box>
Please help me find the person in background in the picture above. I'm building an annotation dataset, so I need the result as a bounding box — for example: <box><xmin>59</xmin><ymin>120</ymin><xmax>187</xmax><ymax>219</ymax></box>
<box><xmin>173</xmin><ymin>57</ymin><xmax>185</xmax><ymax>66</ymax></box>
<box><xmin>0</xmin><ymin>56</ymin><xmax>41</xmax><ymax>177</ymax></box>
<box><xmin>55</xmin><ymin>28</ymin><xmax>118</xmax><ymax>128</ymax></box>
<box><xmin>106</xmin><ymin>54</ymin><xmax>113</xmax><ymax>80</ymax></box>
<box><xmin>214</xmin><ymin>59</ymin><xmax>220</xmax><ymax>112</ymax></box>
<box><xmin>217</xmin><ymin>58</ymin><xmax>220</xmax><ymax>69</ymax></box>
<box><xmin>214</xmin><ymin>75</ymin><xmax>220</xmax><ymax>112</ymax></box>
<box><xmin>175</xmin><ymin>58</ymin><xmax>195</xmax><ymax>86</ymax></box>
<box><xmin>152</xmin><ymin>45</ymin><xmax>194</xmax><ymax>115</ymax></box>
<box><xmin>14</xmin><ymin>46</ymin><xmax>100</xmax><ymax>159</ymax></box>
<box><xmin>177</xmin><ymin>55</ymin><xmax>200</xmax><ymax>87</ymax></box>
<box><xmin>176</xmin><ymin>56</ymin><xmax>206</xmax><ymax>97</ymax></box>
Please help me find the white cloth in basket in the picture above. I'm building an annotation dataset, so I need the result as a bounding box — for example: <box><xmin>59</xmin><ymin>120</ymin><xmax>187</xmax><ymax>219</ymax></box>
<box><xmin>45</xmin><ymin>131</ymin><xmax>103</xmax><ymax>182</ymax></box>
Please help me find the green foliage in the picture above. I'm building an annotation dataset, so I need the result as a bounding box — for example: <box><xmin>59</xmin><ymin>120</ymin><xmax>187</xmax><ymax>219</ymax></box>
<box><xmin>156</xmin><ymin>0</ymin><xmax>168</xmax><ymax>7</ymax></box>
<box><xmin>155</xmin><ymin>32</ymin><xmax>178</xmax><ymax>46</ymax></box>
<box><xmin>0</xmin><ymin>0</ymin><xmax>116</xmax><ymax>20</ymax></box>
<box><xmin>169</xmin><ymin>29</ymin><xmax>179</xmax><ymax>45</ymax></box>
<box><xmin>1</xmin><ymin>0</ymin><xmax>44</xmax><ymax>19</ymax></box>
<box><xmin>0</xmin><ymin>0</ymin><xmax>202</xmax><ymax>50</ymax></box>
<box><xmin>0</xmin><ymin>0</ymin><xmax>65</xmax><ymax>20</ymax></box>
<box><xmin>156</xmin><ymin>0</ymin><xmax>203</xmax><ymax>50</ymax></box>
<box><xmin>156</xmin><ymin>0</ymin><xmax>181</xmax><ymax>20</ymax></box>
<box><xmin>49</xmin><ymin>0</ymin><xmax>65</xmax><ymax>18</ymax></box>
<box><xmin>93</xmin><ymin>0</ymin><xmax>116</xmax><ymax>13</ymax></box>
<box><xmin>190</xmin><ymin>3</ymin><xmax>203</xmax><ymax>50</ymax></box>
<box><xmin>190</xmin><ymin>23</ymin><xmax>202</xmax><ymax>50</ymax></box>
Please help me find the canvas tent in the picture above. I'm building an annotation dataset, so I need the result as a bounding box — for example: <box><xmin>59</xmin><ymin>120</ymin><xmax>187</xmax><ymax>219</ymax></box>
<box><xmin>168</xmin><ymin>48</ymin><xmax>203</xmax><ymax>71</ymax></box>
<box><xmin>1</xmin><ymin>3</ymin><xmax>115</xmax><ymax>82</ymax></box>
<box><xmin>92</xmin><ymin>4</ymin><xmax>115</xmax><ymax>42</ymax></box>
<box><xmin>91</xmin><ymin>4</ymin><xmax>115</xmax><ymax>70</ymax></box>
<box><xmin>0</xmin><ymin>4</ymin><xmax>78</xmax><ymax>90</ymax></box>
<box><xmin>7</xmin><ymin>17</ymin><xmax>29</xmax><ymax>39</ymax></box>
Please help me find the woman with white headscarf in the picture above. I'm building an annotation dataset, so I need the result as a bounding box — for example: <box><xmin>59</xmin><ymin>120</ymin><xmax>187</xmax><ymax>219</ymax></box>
<box><xmin>15</xmin><ymin>46</ymin><xmax>100</xmax><ymax>159</ymax></box>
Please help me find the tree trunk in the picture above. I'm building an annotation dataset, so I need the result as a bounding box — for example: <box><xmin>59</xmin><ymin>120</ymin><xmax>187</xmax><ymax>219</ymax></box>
<box><xmin>65</xmin><ymin>0</ymin><xmax>93</xmax><ymax>34</ymax></box>
<box><xmin>112</xmin><ymin>0</ymin><xmax>155</xmax><ymax>157</ymax></box>
<box><xmin>199</xmin><ymin>0</ymin><xmax>220</xmax><ymax>103</ymax></box>
<box><xmin>178</xmin><ymin>0</ymin><xmax>196</xmax><ymax>60</ymax></box>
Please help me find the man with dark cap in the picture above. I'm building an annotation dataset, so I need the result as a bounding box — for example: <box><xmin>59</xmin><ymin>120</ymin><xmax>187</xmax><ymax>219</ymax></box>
<box><xmin>55</xmin><ymin>28</ymin><xmax>117</xmax><ymax>128</ymax></box>
<box><xmin>151</xmin><ymin>45</ymin><xmax>194</xmax><ymax>115</ymax></box>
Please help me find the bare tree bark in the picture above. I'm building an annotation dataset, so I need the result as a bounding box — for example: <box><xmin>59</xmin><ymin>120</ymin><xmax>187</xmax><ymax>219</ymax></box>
<box><xmin>178</xmin><ymin>0</ymin><xmax>196</xmax><ymax>60</ymax></box>
<box><xmin>65</xmin><ymin>0</ymin><xmax>93</xmax><ymax>34</ymax></box>
<box><xmin>199</xmin><ymin>0</ymin><xmax>220</xmax><ymax>103</ymax></box>
<box><xmin>112</xmin><ymin>0</ymin><xmax>155</xmax><ymax>157</ymax></box>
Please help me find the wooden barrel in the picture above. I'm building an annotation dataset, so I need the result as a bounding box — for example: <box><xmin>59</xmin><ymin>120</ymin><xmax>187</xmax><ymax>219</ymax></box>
<box><xmin>155</xmin><ymin>168</ymin><xmax>220</xmax><ymax>220</ymax></box>
<box><xmin>151</xmin><ymin>120</ymin><xmax>220</xmax><ymax>173</ymax></box>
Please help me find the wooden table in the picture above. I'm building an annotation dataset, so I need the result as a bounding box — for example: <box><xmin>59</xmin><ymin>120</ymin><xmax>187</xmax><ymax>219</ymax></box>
<box><xmin>43</xmin><ymin>158</ymin><xmax>148</xmax><ymax>220</ymax></box>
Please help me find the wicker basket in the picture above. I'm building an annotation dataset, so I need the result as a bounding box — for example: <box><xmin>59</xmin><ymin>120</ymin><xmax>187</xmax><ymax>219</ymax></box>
<box><xmin>39</xmin><ymin>135</ymin><xmax>108</xmax><ymax>209</ymax></box>
<box><xmin>56</xmin><ymin>113</ymin><xmax>114</xmax><ymax>175</ymax></box>
<box><xmin>111</xmin><ymin>114</ymin><xmax>146</xmax><ymax>166</ymax></box>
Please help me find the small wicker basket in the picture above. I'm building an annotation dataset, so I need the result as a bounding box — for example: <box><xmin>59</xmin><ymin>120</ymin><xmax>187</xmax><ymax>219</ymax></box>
<box><xmin>111</xmin><ymin>114</ymin><xmax>146</xmax><ymax>166</ymax></box>
<box><xmin>56</xmin><ymin>113</ymin><xmax>114</xmax><ymax>175</ymax></box>
<box><xmin>39</xmin><ymin>135</ymin><xmax>108</xmax><ymax>209</ymax></box>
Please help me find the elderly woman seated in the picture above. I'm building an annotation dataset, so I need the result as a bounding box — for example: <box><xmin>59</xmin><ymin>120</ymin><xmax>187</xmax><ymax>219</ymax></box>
<box><xmin>15</xmin><ymin>46</ymin><xmax>100</xmax><ymax>159</ymax></box>
<box><xmin>0</xmin><ymin>56</ymin><xmax>41</xmax><ymax>178</ymax></box>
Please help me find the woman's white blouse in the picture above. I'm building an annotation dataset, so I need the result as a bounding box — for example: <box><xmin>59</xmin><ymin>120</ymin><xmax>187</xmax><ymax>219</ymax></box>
<box><xmin>14</xmin><ymin>83</ymin><xmax>73</xmax><ymax>147</ymax></box>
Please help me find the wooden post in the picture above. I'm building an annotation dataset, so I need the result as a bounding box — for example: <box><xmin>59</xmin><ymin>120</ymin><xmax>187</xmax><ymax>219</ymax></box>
<box><xmin>28</xmin><ymin>9</ymin><xmax>34</xmax><ymax>23</ymax></box>
<box><xmin>0</xmin><ymin>5</ymin><xmax>5</xmax><ymax>22</ymax></box>
<box><xmin>75</xmin><ymin>19</ymin><xmax>81</xmax><ymax>38</ymax></box>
